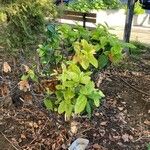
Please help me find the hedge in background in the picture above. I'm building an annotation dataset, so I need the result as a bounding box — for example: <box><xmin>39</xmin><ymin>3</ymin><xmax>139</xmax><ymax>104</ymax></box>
<box><xmin>0</xmin><ymin>0</ymin><xmax>57</xmax><ymax>53</ymax></box>
<box><xmin>67</xmin><ymin>0</ymin><xmax>122</xmax><ymax>12</ymax></box>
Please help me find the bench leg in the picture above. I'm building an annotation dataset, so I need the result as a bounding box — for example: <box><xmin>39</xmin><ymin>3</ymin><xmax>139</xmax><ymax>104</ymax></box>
<box><xmin>83</xmin><ymin>14</ymin><xmax>86</xmax><ymax>28</ymax></box>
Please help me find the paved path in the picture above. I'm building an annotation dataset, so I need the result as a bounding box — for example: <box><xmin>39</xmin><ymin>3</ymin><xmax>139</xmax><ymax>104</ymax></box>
<box><xmin>109</xmin><ymin>26</ymin><xmax>150</xmax><ymax>44</ymax></box>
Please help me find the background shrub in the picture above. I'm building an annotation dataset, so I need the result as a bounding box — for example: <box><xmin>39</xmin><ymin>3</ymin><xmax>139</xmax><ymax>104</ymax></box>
<box><xmin>67</xmin><ymin>0</ymin><xmax>122</xmax><ymax>12</ymax></box>
<box><xmin>0</xmin><ymin>0</ymin><xmax>57</xmax><ymax>54</ymax></box>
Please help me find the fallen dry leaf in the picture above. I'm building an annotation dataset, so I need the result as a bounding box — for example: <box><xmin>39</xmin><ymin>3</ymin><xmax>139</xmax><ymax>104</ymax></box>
<box><xmin>93</xmin><ymin>143</ymin><xmax>102</xmax><ymax>149</ymax></box>
<box><xmin>70</xmin><ymin>121</ymin><xmax>78</xmax><ymax>134</ymax></box>
<box><xmin>144</xmin><ymin>119</ymin><xmax>150</xmax><ymax>126</ymax></box>
<box><xmin>118</xmin><ymin>107</ymin><xmax>124</xmax><ymax>111</ymax></box>
<box><xmin>2</xmin><ymin>62</ymin><xmax>11</xmax><ymax>73</ymax></box>
<box><xmin>0</xmin><ymin>83</ymin><xmax>9</xmax><ymax>97</ymax></box>
<box><xmin>33</xmin><ymin>122</ymin><xmax>39</xmax><ymax>128</ymax></box>
<box><xmin>122</xmin><ymin>133</ymin><xmax>133</xmax><ymax>142</ymax></box>
<box><xmin>22</xmin><ymin>92</ymin><xmax>33</xmax><ymax>104</ymax></box>
<box><xmin>21</xmin><ymin>134</ymin><xmax>26</xmax><ymax>139</ymax></box>
<box><xmin>113</xmin><ymin>135</ymin><xmax>121</xmax><ymax>140</ymax></box>
<box><xmin>18</xmin><ymin>80</ymin><xmax>30</xmax><ymax>92</ymax></box>
<box><xmin>28</xmin><ymin>121</ymin><xmax>34</xmax><ymax>127</ymax></box>
<box><xmin>100</xmin><ymin>121</ymin><xmax>107</xmax><ymax>126</ymax></box>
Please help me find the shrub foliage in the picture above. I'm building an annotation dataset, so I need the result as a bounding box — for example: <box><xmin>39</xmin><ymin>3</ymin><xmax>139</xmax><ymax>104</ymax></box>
<box><xmin>34</xmin><ymin>24</ymin><xmax>135</xmax><ymax>120</ymax></box>
<box><xmin>0</xmin><ymin>0</ymin><xmax>56</xmax><ymax>52</ymax></box>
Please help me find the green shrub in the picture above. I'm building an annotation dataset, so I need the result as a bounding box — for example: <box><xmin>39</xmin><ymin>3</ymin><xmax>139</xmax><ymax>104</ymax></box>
<box><xmin>44</xmin><ymin>42</ymin><xmax>105</xmax><ymax>120</ymax></box>
<box><xmin>122</xmin><ymin>2</ymin><xmax>145</xmax><ymax>15</ymax></box>
<box><xmin>67</xmin><ymin>0</ymin><xmax>122</xmax><ymax>12</ymax></box>
<box><xmin>0</xmin><ymin>0</ymin><xmax>57</xmax><ymax>53</ymax></box>
<box><xmin>37</xmin><ymin>24</ymin><xmax>134</xmax><ymax>120</ymax></box>
<box><xmin>134</xmin><ymin>2</ymin><xmax>145</xmax><ymax>15</ymax></box>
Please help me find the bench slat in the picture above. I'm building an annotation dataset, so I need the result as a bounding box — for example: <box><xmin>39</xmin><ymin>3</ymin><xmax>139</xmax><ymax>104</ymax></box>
<box><xmin>60</xmin><ymin>15</ymin><xmax>96</xmax><ymax>23</ymax></box>
<box><xmin>64</xmin><ymin>10</ymin><xmax>96</xmax><ymax>18</ymax></box>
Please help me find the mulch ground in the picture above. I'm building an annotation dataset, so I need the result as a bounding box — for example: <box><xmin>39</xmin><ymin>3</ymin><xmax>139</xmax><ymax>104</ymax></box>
<box><xmin>0</xmin><ymin>49</ymin><xmax>149</xmax><ymax>150</ymax></box>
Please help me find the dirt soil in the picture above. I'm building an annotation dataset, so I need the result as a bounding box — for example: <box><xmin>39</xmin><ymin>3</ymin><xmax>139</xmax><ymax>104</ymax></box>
<box><xmin>0</xmin><ymin>49</ymin><xmax>150</xmax><ymax>150</ymax></box>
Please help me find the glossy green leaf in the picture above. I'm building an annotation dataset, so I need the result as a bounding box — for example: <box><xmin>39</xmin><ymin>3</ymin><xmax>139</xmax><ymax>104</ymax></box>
<box><xmin>65</xmin><ymin>103</ymin><xmax>73</xmax><ymax>118</ymax></box>
<box><xmin>80</xmin><ymin>75</ymin><xmax>91</xmax><ymax>84</ymax></box>
<box><xmin>98</xmin><ymin>54</ymin><xmax>109</xmax><ymax>69</ymax></box>
<box><xmin>94</xmin><ymin>98</ymin><xmax>100</xmax><ymax>107</ymax></box>
<box><xmin>68</xmin><ymin>63</ymin><xmax>81</xmax><ymax>74</ymax></box>
<box><xmin>88</xmin><ymin>54</ymin><xmax>98</xmax><ymax>68</ymax></box>
<box><xmin>80</xmin><ymin>58</ymin><xmax>89</xmax><ymax>70</ymax></box>
<box><xmin>63</xmin><ymin>81</ymin><xmax>76</xmax><ymax>88</ymax></box>
<box><xmin>75</xmin><ymin>95</ymin><xmax>87</xmax><ymax>114</ymax></box>
<box><xmin>58</xmin><ymin>101</ymin><xmax>66</xmax><ymax>114</ymax></box>
<box><xmin>63</xmin><ymin>88</ymin><xmax>75</xmax><ymax>100</ymax></box>
<box><xmin>67</xmin><ymin>71</ymin><xmax>79</xmax><ymax>82</ymax></box>
<box><xmin>86</xmin><ymin>101</ymin><xmax>92</xmax><ymax>118</ymax></box>
<box><xmin>80</xmin><ymin>81</ymin><xmax>95</xmax><ymax>95</ymax></box>
<box><xmin>21</xmin><ymin>74</ymin><xmax>29</xmax><ymax>80</ymax></box>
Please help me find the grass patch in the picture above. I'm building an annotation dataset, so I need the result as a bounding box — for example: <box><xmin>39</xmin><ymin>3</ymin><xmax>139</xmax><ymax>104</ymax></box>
<box><xmin>130</xmin><ymin>41</ymin><xmax>150</xmax><ymax>55</ymax></box>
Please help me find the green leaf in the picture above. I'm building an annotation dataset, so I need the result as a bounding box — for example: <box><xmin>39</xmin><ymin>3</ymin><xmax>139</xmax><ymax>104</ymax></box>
<box><xmin>86</xmin><ymin>101</ymin><xmax>92</xmax><ymax>118</ymax></box>
<box><xmin>73</xmin><ymin>42</ymin><xmax>81</xmax><ymax>54</ymax></box>
<box><xmin>80</xmin><ymin>81</ymin><xmax>95</xmax><ymax>95</ymax></box>
<box><xmin>100</xmin><ymin>36</ymin><xmax>108</xmax><ymax>49</ymax></box>
<box><xmin>88</xmin><ymin>90</ymin><xmax>104</xmax><ymax>107</ymax></box>
<box><xmin>63</xmin><ymin>88</ymin><xmax>75</xmax><ymax>100</ymax></box>
<box><xmin>56</xmin><ymin>84</ymin><xmax>64</xmax><ymax>90</ymax></box>
<box><xmin>80</xmin><ymin>74</ymin><xmax>91</xmax><ymax>84</ymax></box>
<box><xmin>147</xmin><ymin>143</ymin><xmax>150</xmax><ymax>150</ymax></box>
<box><xmin>123</xmin><ymin>42</ymin><xmax>136</xmax><ymax>49</ymax></box>
<box><xmin>98</xmin><ymin>54</ymin><xmax>109</xmax><ymax>69</ymax></box>
<box><xmin>89</xmin><ymin>90</ymin><xmax>105</xmax><ymax>100</ymax></box>
<box><xmin>55</xmin><ymin>91</ymin><xmax>63</xmax><ymax>104</ymax></box>
<box><xmin>63</xmin><ymin>81</ymin><xmax>76</xmax><ymax>88</ymax></box>
<box><xmin>44</xmin><ymin>98</ymin><xmax>53</xmax><ymax>110</ymax></box>
<box><xmin>58</xmin><ymin>101</ymin><xmax>66</xmax><ymax>114</ymax></box>
<box><xmin>21</xmin><ymin>74</ymin><xmax>29</xmax><ymax>80</ymax></box>
<box><xmin>98</xmin><ymin>90</ymin><xmax>105</xmax><ymax>98</ymax></box>
<box><xmin>80</xmin><ymin>58</ymin><xmax>89</xmax><ymax>70</ymax></box>
<box><xmin>75</xmin><ymin>95</ymin><xmax>87</xmax><ymax>114</ymax></box>
<box><xmin>94</xmin><ymin>98</ymin><xmax>100</xmax><ymax>107</ymax></box>
<box><xmin>58</xmin><ymin>72</ymin><xmax>67</xmax><ymax>82</ymax></box>
<box><xmin>28</xmin><ymin>69</ymin><xmax>37</xmax><ymax>81</ymax></box>
<box><xmin>67</xmin><ymin>71</ymin><xmax>79</xmax><ymax>82</ymax></box>
<box><xmin>65</xmin><ymin>102</ymin><xmax>73</xmax><ymax>118</ymax></box>
<box><xmin>88</xmin><ymin>54</ymin><xmax>98</xmax><ymax>68</ymax></box>
<box><xmin>81</xmin><ymin>39</ymin><xmax>93</xmax><ymax>53</ymax></box>
<box><xmin>68</xmin><ymin>63</ymin><xmax>81</xmax><ymax>74</ymax></box>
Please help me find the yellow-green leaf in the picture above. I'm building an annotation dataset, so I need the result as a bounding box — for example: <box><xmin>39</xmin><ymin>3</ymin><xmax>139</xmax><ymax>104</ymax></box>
<box><xmin>75</xmin><ymin>95</ymin><xmax>87</xmax><ymax>114</ymax></box>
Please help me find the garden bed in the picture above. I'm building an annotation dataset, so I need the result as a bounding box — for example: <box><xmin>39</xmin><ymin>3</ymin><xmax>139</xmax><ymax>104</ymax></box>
<box><xmin>0</xmin><ymin>47</ymin><xmax>149</xmax><ymax>150</ymax></box>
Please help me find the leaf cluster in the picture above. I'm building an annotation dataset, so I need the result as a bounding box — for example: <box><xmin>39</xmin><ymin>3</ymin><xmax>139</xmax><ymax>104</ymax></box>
<box><xmin>44</xmin><ymin>41</ymin><xmax>105</xmax><ymax>120</ymax></box>
<box><xmin>67</xmin><ymin>0</ymin><xmax>122</xmax><ymax>12</ymax></box>
<box><xmin>37</xmin><ymin>24</ymin><xmax>134</xmax><ymax>120</ymax></box>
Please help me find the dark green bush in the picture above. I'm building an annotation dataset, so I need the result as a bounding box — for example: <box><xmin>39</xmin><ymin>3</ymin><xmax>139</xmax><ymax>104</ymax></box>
<box><xmin>67</xmin><ymin>0</ymin><xmax>122</xmax><ymax>12</ymax></box>
<box><xmin>0</xmin><ymin>0</ymin><xmax>57</xmax><ymax>53</ymax></box>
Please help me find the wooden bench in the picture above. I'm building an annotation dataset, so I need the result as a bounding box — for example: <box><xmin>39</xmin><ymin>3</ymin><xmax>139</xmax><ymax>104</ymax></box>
<box><xmin>58</xmin><ymin>10</ymin><xmax>97</xmax><ymax>28</ymax></box>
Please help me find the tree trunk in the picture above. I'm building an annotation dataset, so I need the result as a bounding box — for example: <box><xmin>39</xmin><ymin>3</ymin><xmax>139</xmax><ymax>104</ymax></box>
<box><xmin>123</xmin><ymin>0</ymin><xmax>135</xmax><ymax>54</ymax></box>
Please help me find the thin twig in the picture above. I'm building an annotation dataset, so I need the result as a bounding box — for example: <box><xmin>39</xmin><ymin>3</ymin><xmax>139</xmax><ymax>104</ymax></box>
<box><xmin>133</xmin><ymin>135</ymin><xmax>150</xmax><ymax>142</ymax></box>
<box><xmin>0</xmin><ymin>131</ymin><xmax>20</xmax><ymax>150</ymax></box>
<box><xmin>111</xmin><ymin>68</ymin><xmax>150</xmax><ymax>96</ymax></box>
<box><xmin>76</xmin><ymin>127</ymin><xmax>93</xmax><ymax>136</ymax></box>
<box><xmin>118</xmin><ymin>76</ymin><xmax>150</xmax><ymax>96</ymax></box>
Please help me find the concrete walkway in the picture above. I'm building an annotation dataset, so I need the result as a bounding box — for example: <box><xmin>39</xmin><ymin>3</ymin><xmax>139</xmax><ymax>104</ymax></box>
<box><xmin>109</xmin><ymin>26</ymin><xmax>150</xmax><ymax>44</ymax></box>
